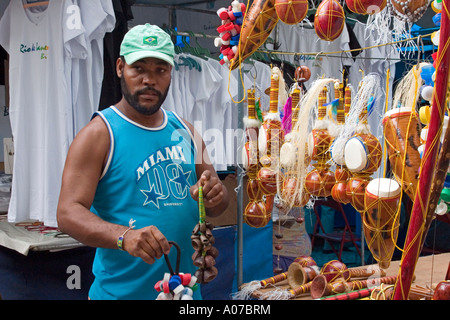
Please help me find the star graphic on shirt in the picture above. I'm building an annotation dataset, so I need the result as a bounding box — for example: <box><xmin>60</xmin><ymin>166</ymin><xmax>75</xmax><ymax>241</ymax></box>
<box><xmin>172</xmin><ymin>167</ymin><xmax>192</xmax><ymax>197</ymax></box>
<box><xmin>141</xmin><ymin>184</ymin><xmax>164</xmax><ymax>208</ymax></box>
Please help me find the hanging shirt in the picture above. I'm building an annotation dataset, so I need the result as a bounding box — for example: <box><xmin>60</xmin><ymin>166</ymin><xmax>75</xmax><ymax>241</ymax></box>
<box><xmin>348</xmin><ymin>21</ymin><xmax>398</xmax><ymax>140</ymax></box>
<box><xmin>0</xmin><ymin>0</ymin><xmax>86</xmax><ymax>227</ymax></box>
<box><xmin>89</xmin><ymin>106</ymin><xmax>201</xmax><ymax>300</ymax></box>
<box><xmin>72</xmin><ymin>0</ymin><xmax>115</xmax><ymax>136</ymax></box>
<box><xmin>271</xmin><ymin>22</ymin><xmax>353</xmax><ymax>85</ymax></box>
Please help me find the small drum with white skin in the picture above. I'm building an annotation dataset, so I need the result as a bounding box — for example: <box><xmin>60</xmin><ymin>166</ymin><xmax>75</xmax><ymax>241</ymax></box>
<box><xmin>364</xmin><ymin>178</ymin><xmax>401</xmax><ymax>269</ymax></box>
<box><xmin>344</xmin><ymin>134</ymin><xmax>382</xmax><ymax>175</ymax></box>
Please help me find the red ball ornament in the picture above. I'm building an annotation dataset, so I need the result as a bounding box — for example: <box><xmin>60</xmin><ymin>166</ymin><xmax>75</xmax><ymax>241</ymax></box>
<box><xmin>314</xmin><ymin>0</ymin><xmax>345</xmax><ymax>41</ymax></box>
<box><xmin>345</xmin><ymin>0</ymin><xmax>386</xmax><ymax>15</ymax></box>
<box><xmin>295</xmin><ymin>65</ymin><xmax>312</xmax><ymax>82</ymax></box>
<box><xmin>304</xmin><ymin>169</ymin><xmax>335</xmax><ymax>198</ymax></box>
<box><xmin>346</xmin><ymin>176</ymin><xmax>370</xmax><ymax>213</ymax></box>
<box><xmin>275</xmin><ymin>0</ymin><xmax>309</xmax><ymax>25</ymax></box>
<box><xmin>244</xmin><ymin>201</ymin><xmax>271</xmax><ymax>228</ymax></box>
<box><xmin>320</xmin><ymin>260</ymin><xmax>351</xmax><ymax>282</ymax></box>
<box><xmin>281</xmin><ymin>176</ymin><xmax>310</xmax><ymax>207</ymax></box>
<box><xmin>331</xmin><ymin>181</ymin><xmax>350</xmax><ymax>204</ymax></box>
<box><xmin>293</xmin><ymin>255</ymin><xmax>317</xmax><ymax>267</ymax></box>
<box><xmin>257</xmin><ymin>166</ymin><xmax>278</xmax><ymax>195</ymax></box>
<box><xmin>247</xmin><ymin>179</ymin><xmax>262</xmax><ymax>201</ymax></box>
<box><xmin>433</xmin><ymin>281</ymin><xmax>450</xmax><ymax>300</ymax></box>
<box><xmin>331</xmin><ymin>167</ymin><xmax>350</xmax><ymax>204</ymax></box>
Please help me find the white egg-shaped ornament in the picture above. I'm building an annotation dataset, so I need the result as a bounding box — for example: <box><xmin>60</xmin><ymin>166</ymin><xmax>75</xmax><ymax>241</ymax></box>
<box><xmin>421</xmin><ymin>85</ymin><xmax>434</xmax><ymax>102</ymax></box>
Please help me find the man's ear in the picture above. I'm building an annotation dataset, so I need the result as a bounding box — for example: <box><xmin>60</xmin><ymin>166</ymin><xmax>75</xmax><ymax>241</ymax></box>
<box><xmin>116</xmin><ymin>57</ymin><xmax>124</xmax><ymax>78</ymax></box>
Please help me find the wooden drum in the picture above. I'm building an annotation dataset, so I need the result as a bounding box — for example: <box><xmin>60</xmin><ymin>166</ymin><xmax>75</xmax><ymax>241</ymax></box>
<box><xmin>344</xmin><ymin>134</ymin><xmax>382</xmax><ymax>175</ymax></box>
<box><xmin>382</xmin><ymin>107</ymin><xmax>421</xmax><ymax>201</ymax></box>
<box><xmin>364</xmin><ymin>178</ymin><xmax>401</xmax><ymax>269</ymax></box>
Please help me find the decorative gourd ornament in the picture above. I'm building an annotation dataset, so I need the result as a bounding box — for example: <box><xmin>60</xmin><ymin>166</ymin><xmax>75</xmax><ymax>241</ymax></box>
<box><xmin>191</xmin><ymin>187</ymin><xmax>219</xmax><ymax>284</ymax></box>
<box><xmin>280</xmin><ymin>83</ymin><xmax>309</xmax><ymax>207</ymax></box>
<box><xmin>275</xmin><ymin>0</ymin><xmax>309</xmax><ymax>24</ymax></box>
<box><xmin>243</xmin><ymin>89</ymin><xmax>271</xmax><ymax>228</ymax></box>
<box><xmin>295</xmin><ymin>65</ymin><xmax>312</xmax><ymax>82</ymax></box>
<box><xmin>305</xmin><ymin>86</ymin><xmax>336</xmax><ymax>197</ymax></box>
<box><xmin>314</xmin><ymin>0</ymin><xmax>345</xmax><ymax>41</ymax></box>
<box><xmin>344</xmin><ymin>97</ymin><xmax>382</xmax><ymax>213</ymax></box>
<box><xmin>331</xmin><ymin>82</ymin><xmax>351</xmax><ymax>204</ymax></box>
<box><xmin>345</xmin><ymin>0</ymin><xmax>387</xmax><ymax>15</ymax></box>
<box><xmin>258</xmin><ymin>67</ymin><xmax>285</xmax><ymax>196</ymax></box>
<box><xmin>230</xmin><ymin>0</ymin><xmax>279</xmax><ymax>69</ymax></box>
<box><xmin>387</xmin><ymin>0</ymin><xmax>429</xmax><ymax>23</ymax></box>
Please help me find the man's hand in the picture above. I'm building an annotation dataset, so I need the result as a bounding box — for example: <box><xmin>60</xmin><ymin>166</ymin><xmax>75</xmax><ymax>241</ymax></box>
<box><xmin>122</xmin><ymin>226</ymin><xmax>171</xmax><ymax>264</ymax></box>
<box><xmin>190</xmin><ymin>170</ymin><xmax>225</xmax><ymax>208</ymax></box>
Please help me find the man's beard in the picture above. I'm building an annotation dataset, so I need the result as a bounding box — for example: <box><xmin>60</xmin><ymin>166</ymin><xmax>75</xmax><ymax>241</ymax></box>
<box><xmin>120</xmin><ymin>76</ymin><xmax>169</xmax><ymax>116</ymax></box>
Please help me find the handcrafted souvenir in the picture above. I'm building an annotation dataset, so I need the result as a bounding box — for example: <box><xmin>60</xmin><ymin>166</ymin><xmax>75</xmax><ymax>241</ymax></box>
<box><xmin>287</xmin><ymin>262</ymin><xmax>319</xmax><ymax>288</ymax></box>
<box><xmin>243</xmin><ymin>89</ymin><xmax>271</xmax><ymax>228</ymax></box>
<box><xmin>433</xmin><ymin>281</ymin><xmax>450</xmax><ymax>300</ymax></box>
<box><xmin>305</xmin><ymin>86</ymin><xmax>336</xmax><ymax>197</ymax></box>
<box><xmin>346</xmin><ymin>0</ymin><xmax>387</xmax><ymax>14</ymax></box>
<box><xmin>258</xmin><ymin>67</ymin><xmax>285</xmax><ymax>197</ymax></box>
<box><xmin>275</xmin><ymin>0</ymin><xmax>309</xmax><ymax>24</ymax></box>
<box><xmin>394</xmin><ymin>4</ymin><xmax>450</xmax><ymax>299</ymax></box>
<box><xmin>346</xmin><ymin>176</ymin><xmax>371</xmax><ymax>213</ymax></box>
<box><xmin>294</xmin><ymin>65</ymin><xmax>312</xmax><ymax>82</ymax></box>
<box><xmin>155</xmin><ymin>241</ymin><xmax>198</xmax><ymax>300</ymax></box>
<box><xmin>382</xmin><ymin>107</ymin><xmax>421</xmax><ymax>201</ymax></box>
<box><xmin>344</xmin><ymin>104</ymin><xmax>382</xmax><ymax>176</ymax></box>
<box><xmin>287</xmin><ymin>259</ymin><xmax>386</xmax><ymax>299</ymax></box>
<box><xmin>345</xmin><ymin>94</ymin><xmax>382</xmax><ymax>213</ymax></box>
<box><xmin>331</xmin><ymin>82</ymin><xmax>351</xmax><ymax>204</ymax></box>
<box><xmin>234</xmin><ymin>255</ymin><xmax>317</xmax><ymax>300</ymax></box>
<box><xmin>387</xmin><ymin>0</ymin><xmax>429</xmax><ymax>23</ymax></box>
<box><xmin>191</xmin><ymin>187</ymin><xmax>219</xmax><ymax>283</ymax></box>
<box><xmin>215</xmin><ymin>1</ymin><xmax>245</xmax><ymax>66</ymax></box>
<box><xmin>310</xmin><ymin>274</ymin><xmax>397</xmax><ymax>299</ymax></box>
<box><xmin>370</xmin><ymin>283</ymin><xmax>395</xmax><ymax>300</ymax></box>
<box><xmin>314</xmin><ymin>0</ymin><xmax>345</xmax><ymax>41</ymax></box>
<box><xmin>230</xmin><ymin>0</ymin><xmax>279</xmax><ymax>69</ymax></box>
<box><xmin>280</xmin><ymin>78</ymin><xmax>309</xmax><ymax>207</ymax></box>
<box><xmin>364</xmin><ymin>178</ymin><xmax>402</xmax><ymax>269</ymax></box>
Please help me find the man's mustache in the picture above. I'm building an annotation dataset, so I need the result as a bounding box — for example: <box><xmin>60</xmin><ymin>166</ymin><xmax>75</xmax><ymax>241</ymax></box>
<box><xmin>136</xmin><ymin>86</ymin><xmax>162</xmax><ymax>97</ymax></box>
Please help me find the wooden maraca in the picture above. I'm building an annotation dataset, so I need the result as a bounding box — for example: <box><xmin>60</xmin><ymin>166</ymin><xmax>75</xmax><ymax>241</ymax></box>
<box><xmin>305</xmin><ymin>86</ymin><xmax>335</xmax><ymax>197</ymax></box>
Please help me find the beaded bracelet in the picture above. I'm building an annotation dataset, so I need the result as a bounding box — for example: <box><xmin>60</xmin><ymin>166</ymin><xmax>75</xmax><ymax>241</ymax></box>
<box><xmin>117</xmin><ymin>218</ymin><xmax>136</xmax><ymax>251</ymax></box>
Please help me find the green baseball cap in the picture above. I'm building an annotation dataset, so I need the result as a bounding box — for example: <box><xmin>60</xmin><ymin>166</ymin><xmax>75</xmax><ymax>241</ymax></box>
<box><xmin>120</xmin><ymin>23</ymin><xmax>175</xmax><ymax>66</ymax></box>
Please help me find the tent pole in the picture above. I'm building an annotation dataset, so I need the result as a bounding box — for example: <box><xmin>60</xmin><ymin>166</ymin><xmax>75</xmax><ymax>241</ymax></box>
<box><xmin>236</xmin><ymin>71</ymin><xmax>244</xmax><ymax>288</ymax></box>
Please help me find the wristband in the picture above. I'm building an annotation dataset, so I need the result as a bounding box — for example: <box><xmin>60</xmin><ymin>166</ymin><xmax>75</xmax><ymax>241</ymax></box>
<box><xmin>117</xmin><ymin>218</ymin><xmax>136</xmax><ymax>251</ymax></box>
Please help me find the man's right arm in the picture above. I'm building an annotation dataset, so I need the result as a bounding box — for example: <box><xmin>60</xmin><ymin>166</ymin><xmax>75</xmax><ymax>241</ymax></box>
<box><xmin>56</xmin><ymin>116</ymin><xmax>170</xmax><ymax>264</ymax></box>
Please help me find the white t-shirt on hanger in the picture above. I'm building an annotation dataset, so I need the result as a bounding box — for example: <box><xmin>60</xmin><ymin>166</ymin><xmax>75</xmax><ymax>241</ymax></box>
<box><xmin>72</xmin><ymin>0</ymin><xmax>115</xmax><ymax>137</ymax></box>
<box><xmin>270</xmin><ymin>22</ymin><xmax>353</xmax><ymax>84</ymax></box>
<box><xmin>0</xmin><ymin>0</ymin><xmax>86</xmax><ymax>227</ymax></box>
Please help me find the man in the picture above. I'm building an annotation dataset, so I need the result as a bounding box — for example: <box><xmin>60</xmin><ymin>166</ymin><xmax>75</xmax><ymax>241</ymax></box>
<box><xmin>57</xmin><ymin>23</ymin><xmax>229</xmax><ymax>300</ymax></box>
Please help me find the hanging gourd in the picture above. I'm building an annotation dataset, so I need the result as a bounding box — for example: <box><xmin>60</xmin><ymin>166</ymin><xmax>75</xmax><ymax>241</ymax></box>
<box><xmin>331</xmin><ymin>81</ymin><xmax>351</xmax><ymax>204</ymax></box>
<box><xmin>280</xmin><ymin>79</ymin><xmax>309</xmax><ymax>207</ymax></box>
<box><xmin>230</xmin><ymin>0</ymin><xmax>279</xmax><ymax>69</ymax></box>
<box><xmin>243</xmin><ymin>89</ymin><xmax>271</xmax><ymax>228</ymax></box>
<box><xmin>314</xmin><ymin>0</ymin><xmax>345</xmax><ymax>41</ymax></box>
<box><xmin>344</xmin><ymin>98</ymin><xmax>382</xmax><ymax>213</ymax></box>
<box><xmin>345</xmin><ymin>0</ymin><xmax>387</xmax><ymax>15</ymax></box>
<box><xmin>275</xmin><ymin>0</ymin><xmax>309</xmax><ymax>24</ymax></box>
<box><xmin>387</xmin><ymin>0</ymin><xmax>429</xmax><ymax>23</ymax></box>
<box><xmin>304</xmin><ymin>86</ymin><xmax>336</xmax><ymax>197</ymax></box>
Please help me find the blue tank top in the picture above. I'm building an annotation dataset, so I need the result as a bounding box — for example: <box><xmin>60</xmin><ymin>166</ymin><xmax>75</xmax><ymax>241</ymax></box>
<box><xmin>89</xmin><ymin>106</ymin><xmax>201</xmax><ymax>300</ymax></box>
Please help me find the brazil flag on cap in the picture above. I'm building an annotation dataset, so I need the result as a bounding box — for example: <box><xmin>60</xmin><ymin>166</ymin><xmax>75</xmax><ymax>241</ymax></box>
<box><xmin>120</xmin><ymin>23</ymin><xmax>174</xmax><ymax>66</ymax></box>
<box><xmin>143</xmin><ymin>36</ymin><xmax>158</xmax><ymax>46</ymax></box>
